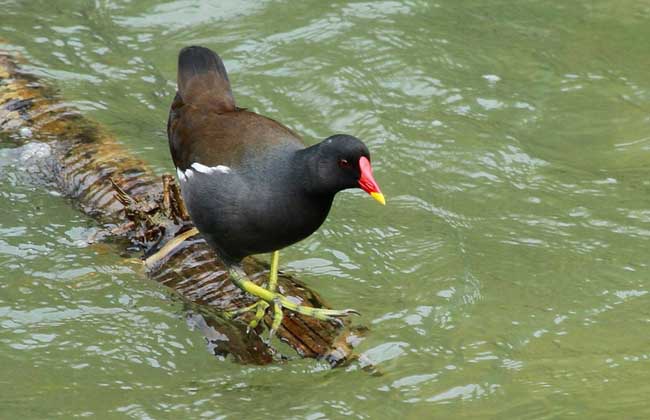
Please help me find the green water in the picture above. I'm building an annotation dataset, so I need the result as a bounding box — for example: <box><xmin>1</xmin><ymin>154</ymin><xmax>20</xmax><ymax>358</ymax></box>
<box><xmin>2</xmin><ymin>0</ymin><xmax>650</xmax><ymax>418</ymax></box>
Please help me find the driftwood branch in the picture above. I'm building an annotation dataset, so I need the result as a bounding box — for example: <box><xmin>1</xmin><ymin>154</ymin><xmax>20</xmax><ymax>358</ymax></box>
<box><xmin>0</xmin><ymin>51</ymin><xmax>365</xmax><ymax>366</ymax></box>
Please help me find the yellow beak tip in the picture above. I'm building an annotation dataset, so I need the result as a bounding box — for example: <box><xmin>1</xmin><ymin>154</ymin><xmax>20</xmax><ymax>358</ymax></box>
<box><xmin>370</xmin><ymin>192</ymin><xmax>386</xmax><ymax>205</ymax></box>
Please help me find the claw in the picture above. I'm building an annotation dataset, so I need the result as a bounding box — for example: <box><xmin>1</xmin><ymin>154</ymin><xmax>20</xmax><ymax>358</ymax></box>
<box><xmin>341</xmin><ymin>308</ymin><xmax>361</xmax><ymax>317</ymax></box>
<box><xmin>330</xmin><ymin>317</ymin><xmax>344</xmax><ymax>328</ymax></box>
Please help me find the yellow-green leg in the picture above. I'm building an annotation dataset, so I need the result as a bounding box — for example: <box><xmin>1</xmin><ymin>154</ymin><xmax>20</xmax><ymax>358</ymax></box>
<box><xmin>226</xmin><ymin>253</ymin><xmax>358</xmax><ymax>339</ymax></box>
<box><xmin>248</xmin><ymin>250</ymin><xmax>280</xmax><ymax>328</ymax></box>
<box><xmin>266</xmin><ymin>250</ymin><xmax>283</xmax><ymax>337</ymax></box>
<box><xmin>225</xmin><ymin>251</ymin><xmax>280</xmax><ymax>327</ymax></box>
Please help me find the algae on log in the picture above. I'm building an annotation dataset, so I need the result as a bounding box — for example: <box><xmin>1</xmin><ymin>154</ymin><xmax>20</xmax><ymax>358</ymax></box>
<box><xmin>0</xmin><ymin>51</ymin><xmax>364</xmax><ymax>366</ymax></box>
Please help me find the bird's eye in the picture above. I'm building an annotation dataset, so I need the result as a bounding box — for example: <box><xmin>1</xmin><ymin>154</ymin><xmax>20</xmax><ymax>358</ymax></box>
<box><xmin>338</xmin><ymin>159</ymin><xmax>351</xmax><ymax>169</ymax></box>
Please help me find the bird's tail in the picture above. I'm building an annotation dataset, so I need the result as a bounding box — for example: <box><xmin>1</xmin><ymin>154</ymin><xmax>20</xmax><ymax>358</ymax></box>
<box><xmin>176</xmin><ymin>46</ymin><xmax>235</xmax><ymax>112</ymax></box>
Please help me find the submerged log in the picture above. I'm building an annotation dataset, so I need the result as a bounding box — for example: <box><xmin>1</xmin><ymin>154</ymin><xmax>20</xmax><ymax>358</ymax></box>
<box><xmin>0</xmin><ymin>51</ymin><xmax>365</xmax><ymax>366</ymax></box>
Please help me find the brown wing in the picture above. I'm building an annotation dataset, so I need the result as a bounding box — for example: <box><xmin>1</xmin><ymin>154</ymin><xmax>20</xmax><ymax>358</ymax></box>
<box><xmin>167</xmin><ymin>46</ymin><xmax>303</xmax><ymax>170</ymax></box>
<box><xmin>169</xmin><ymin>107</ymin><xmax>304</xmax><ymax>170</ymax></box>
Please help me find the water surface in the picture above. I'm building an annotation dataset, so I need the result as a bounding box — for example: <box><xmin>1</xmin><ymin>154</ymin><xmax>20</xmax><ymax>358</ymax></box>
<box><xmin>2</xmin><ymin>0</ymin><xmax>650</xmax><ymax>418</ymax></box>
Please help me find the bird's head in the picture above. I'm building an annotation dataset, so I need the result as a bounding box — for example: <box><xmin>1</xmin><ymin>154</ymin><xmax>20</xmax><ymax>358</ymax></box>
<box><xmin>307</xmin><ymin>134</ymin><xmax>385</xmax><ymax>205</ymax></box>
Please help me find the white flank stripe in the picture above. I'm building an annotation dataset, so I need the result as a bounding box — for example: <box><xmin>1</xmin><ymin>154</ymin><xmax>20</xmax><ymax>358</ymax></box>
<box><xmin>190</xmin><ymin>162</ymin><xmax>232</xmax><ymax>174</ymax></box>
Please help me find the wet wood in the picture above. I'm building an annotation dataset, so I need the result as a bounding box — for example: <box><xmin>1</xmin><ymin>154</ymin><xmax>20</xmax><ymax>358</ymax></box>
<box><xmin>0</xmin><ymin>50</ymin><xmax>364</xmax><ymax>366</ymax></box>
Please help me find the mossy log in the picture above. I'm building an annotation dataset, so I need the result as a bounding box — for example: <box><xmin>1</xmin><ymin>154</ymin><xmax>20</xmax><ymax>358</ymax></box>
<box><xmin>0</xmin><ymin>51</ymin><xmax>364</xmax><ymax>366</ymax></box>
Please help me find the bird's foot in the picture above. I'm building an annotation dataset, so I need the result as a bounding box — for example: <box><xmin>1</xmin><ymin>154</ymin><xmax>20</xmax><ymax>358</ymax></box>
<box><xmin>224</xmin><ymin>299</ymin><xmax>269</xmax><ymax>330</ymax></box>
<box><xmin>227</xmin><ymin>264</ymin><xmax>359</xmax><ymax>340</ymax></box>
<box><xmin>226</xmin><ymin>289</ymin><xmax>359</xmax><ymax>340</ymax></box>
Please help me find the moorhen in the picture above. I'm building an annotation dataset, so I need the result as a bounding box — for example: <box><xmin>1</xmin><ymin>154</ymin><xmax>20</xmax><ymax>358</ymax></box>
<box><xmin>167</xmin><ymin>46</ymin><xmax>384</xmax><ymax>337</ymax></box>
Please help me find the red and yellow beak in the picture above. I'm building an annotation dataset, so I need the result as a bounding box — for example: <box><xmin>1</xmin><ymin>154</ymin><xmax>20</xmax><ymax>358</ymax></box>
<box><xmin>358</xmin><ymin>156</ymin><xmax>386</xmax><ymax>205</ymax></box>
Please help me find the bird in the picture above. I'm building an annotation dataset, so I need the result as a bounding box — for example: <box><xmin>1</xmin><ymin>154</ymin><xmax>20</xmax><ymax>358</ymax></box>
<box><xmin>167</xmin><ymin>46</ymin><xmax>385</xmax><ymax>338</ymax></box>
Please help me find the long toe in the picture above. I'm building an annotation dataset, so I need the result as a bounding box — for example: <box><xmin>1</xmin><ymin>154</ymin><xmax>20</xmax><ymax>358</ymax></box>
<box><xmin>276</xmin><ymin>295</ymin><xmax>360</xmax><ymax>321</ymax></box>
<box><xmin>268</xmin><ymin>301</ymin><xmax>284</xmax><ymax>340</ymax></box>
<box><xmin>248</xmin><ymin>301</ymin><xmax>270</xmax><ymax>329</ymax></box>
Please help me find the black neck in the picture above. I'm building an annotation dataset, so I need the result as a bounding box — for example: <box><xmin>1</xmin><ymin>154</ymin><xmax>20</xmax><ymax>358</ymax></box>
<box><xmin>293</xmin><ymin>144</ymin><xmax>331</xmax><ymax>196</ymax></box>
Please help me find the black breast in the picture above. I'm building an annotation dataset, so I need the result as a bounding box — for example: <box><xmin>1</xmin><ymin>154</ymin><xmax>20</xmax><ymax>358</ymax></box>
<box><xmin>179</xmin><ymin>149</ymin><xmax>334</xmax><ymax>264</ymax></box>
